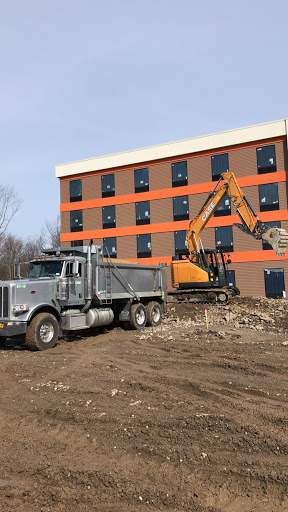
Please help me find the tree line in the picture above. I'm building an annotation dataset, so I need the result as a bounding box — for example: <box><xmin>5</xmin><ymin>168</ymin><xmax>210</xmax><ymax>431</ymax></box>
<box><xmin>0</xmin><ymin>185</ymin><xmax>60</xmax><ymax>281</ymax></box>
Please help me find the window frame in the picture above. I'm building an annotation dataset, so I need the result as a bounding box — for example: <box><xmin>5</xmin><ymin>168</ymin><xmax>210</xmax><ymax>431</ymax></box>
<box><xmin>257</xmin><ymin>145</ymin><xmax>277</xmax><ymax>174</ymax></box>
<box><xmin>172</xmin><ymin>161</ymin><xmax>188</xmax><ymax>188</ymax></box>
<box><xmin>259</xmin><ymin>183</ymin><xmax>279</xmax><ymax>212</ymax></box>
<box><xmin>134</xmin><ymin>167</ymin><xmax>149</xmax><ymax>193</ymax></box>
<box><xmin>70</xmin><ymin>210</ymin><xmax>83</xmax><ymax>232</ymax></box>
<box><xmin>102</xmin><ymin>205</ymin><xmax>116</xmax><ymax>229</ymax></box>
<box><xmin>137</xmin><ymin>233</ymin><xmax>151</xmax><ymax>258</ymax></box>
<box><xmin>211</xmin><ymin>153</ymin><xmax>229</xmax><ymax>182</ymax></box>
<box><xmin>173</xmin><ymin>195</ymin><xmax>189</xmax><ymax>221</ymax></box>
<box><xmin>103</xmin><ymin>237</ymin><xmax>117</xmax><ymax>258</ymax></box>
<box><xmin>70</xmin><ymin>179</ymin><xmax>82</xmax><ymax>203</ymax></box>
<box><xmin>135</xmin><ymin>200</ymin><xmax>150</xmax><ymax>225</ymax></box>
<box><xmin>215</xmin><ymin>225</ymin><xmax>234</xmax><ymax>253</ymax></box>
<box><xmin>101</xmin><ymin>174</ymin><xmax>115</xmax><ymax>198</ymax></box>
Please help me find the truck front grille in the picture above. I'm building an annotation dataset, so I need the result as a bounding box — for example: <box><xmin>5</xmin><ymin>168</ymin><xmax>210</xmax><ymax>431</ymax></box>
<box><xmin>0</xmin><ymin>286</ymin><xmax>9</xmax><ymax>317</ymax></box>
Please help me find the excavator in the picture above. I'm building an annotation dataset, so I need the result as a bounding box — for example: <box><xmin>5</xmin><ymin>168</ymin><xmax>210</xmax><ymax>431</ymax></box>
<box><xmin>171</xmin><ymin>172</ymin><xmax>288</xmax><ymax>303</ymax></box>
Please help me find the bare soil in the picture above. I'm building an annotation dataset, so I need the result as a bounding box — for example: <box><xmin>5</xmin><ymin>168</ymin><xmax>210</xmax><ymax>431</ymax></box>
<box><xmin>0</xmin><ymin>297</ymin><xmax>288</xmax><ymax>512</ymax></box>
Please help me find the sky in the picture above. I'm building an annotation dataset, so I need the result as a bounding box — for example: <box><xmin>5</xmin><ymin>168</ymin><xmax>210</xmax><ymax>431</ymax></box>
<box><xmin>1</xmin><ymin>0</ymin><xmax>287</xmax><ymax>239</ymax></box>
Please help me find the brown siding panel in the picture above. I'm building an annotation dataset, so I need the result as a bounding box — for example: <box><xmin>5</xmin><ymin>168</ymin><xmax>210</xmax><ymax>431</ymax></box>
<box><xmin>152</xmin><ymin>232</ymin><xmax>174</xmax><ymax>258</ymax></box>
<box><xmin>82</xmin><ymin>175</ymin><xmax>101</xmax><ymax>200</ymax></box>
<box><xmin>188</xmin><ymin>155</ymin><xmax>211</xmax><ymax>184</ymax></box>
<box><xmin>117</xmin><ymin>235</ymin><xmax>137</xmax><ymax>259</ymax></box>
<box><xmin>116</xmin><ymin>203</ymin><xmax>136</xmax><ymax>228</ymax></box>
<box><xmin>83</xmin><ymin>208</ymin><xmax>101</xmax><ymax>231</ymax></box>
<box><xmin>150</xmin><ymin>162</ymin><xmax>171</xmax><ymax>191</ymax></box>
<box><xmin>61</xmin><ymin>212</ymin><xmax>70</xmax><ymax>233</ymax></box>
<box><xmin>229</xmin><ymin>146</ymin><xmax>257</xmax><ymax>177</ymax></box>
<box><xmin>115</xmin><ymin>169</ymin><xmax>135</xmax><ymax>195</ymax></box>
<box><xmin>60</xmin><ymin>181</ymin><xmax>69</xmax><ymax>203</ymax></box>
<box><xmin>150</xmin><ymin>198</ymin><xmax>173</xmax><ymax>224</ymax></box>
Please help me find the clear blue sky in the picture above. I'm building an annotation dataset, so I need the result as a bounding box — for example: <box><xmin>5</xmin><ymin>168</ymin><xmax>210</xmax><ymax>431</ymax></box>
<box><xmin>1</xmin><ymin>0</ymin><xmax>287</xmax><ymax>238</ymax></box>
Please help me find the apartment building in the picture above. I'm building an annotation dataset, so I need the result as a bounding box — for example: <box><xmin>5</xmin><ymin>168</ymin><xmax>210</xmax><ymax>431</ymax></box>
<box><xmin>56</xmin><ymin>119</ymin><xmax>288</xmax><ymax>297</ymax></box>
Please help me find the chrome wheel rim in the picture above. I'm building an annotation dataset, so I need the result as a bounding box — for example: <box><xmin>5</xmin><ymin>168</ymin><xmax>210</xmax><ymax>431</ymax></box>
<box><xmin>136</xmin><ymin>308</ymin><xmax>145</xmax><ymax>326</ymax></box>
<box><xmin>39</xmin><ymin>322</ymin><xmax>54</xmax><ymax>343</ymax></box>
<box><xmin>152</xmin><ymin>306</ymin><xmax>161</xmax><ymax>323</ymax></box>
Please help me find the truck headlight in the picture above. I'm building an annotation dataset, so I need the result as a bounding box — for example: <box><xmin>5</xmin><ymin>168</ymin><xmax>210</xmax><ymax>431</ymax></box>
<box><xmin>13</xmin><ymin>304</ymin><xmax>30</xmax><ymax>313</ymax></box>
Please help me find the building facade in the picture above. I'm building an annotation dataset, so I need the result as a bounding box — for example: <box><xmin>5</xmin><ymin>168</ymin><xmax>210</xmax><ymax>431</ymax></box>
<box><xmin>56</xmin><ymin>119</ymin><xmax>288</xmax><ymax>297</ymax></box>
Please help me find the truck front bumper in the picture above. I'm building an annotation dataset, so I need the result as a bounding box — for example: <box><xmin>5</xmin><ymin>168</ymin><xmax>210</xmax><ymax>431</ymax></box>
<box><xmin>0</xmin><ymin>321</ymin><xmax>27</xmax><ymax>337</ymax></box>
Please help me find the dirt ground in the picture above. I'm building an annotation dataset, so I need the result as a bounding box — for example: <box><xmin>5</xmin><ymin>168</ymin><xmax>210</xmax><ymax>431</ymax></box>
<box><xmin>0</xmin><ymin>297</ymin><xmax>288</xmax><ymax>512</ymax></box>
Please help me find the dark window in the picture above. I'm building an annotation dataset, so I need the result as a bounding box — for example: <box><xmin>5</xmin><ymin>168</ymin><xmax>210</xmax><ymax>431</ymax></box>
<box><xmin>257</xmin><ymin>145</ymin><xmax>277</xmax><ymax>174</ymax></box>
<box><xmin>102</xmin><ymin>205</ymin><xmax>116</xmax><ymax>229</ymax></box>
<box><xmin>214</xmin><ymin>196</ymin><xmax>231</xmax><ymax>217</ymax></box>
<box><xmin>262</xmin><ymin>221</ymin><xmax>281</xmax><ymax>250</ymax></box>
<box><xmin>70</xmin><ymin>180</ymin><xmax>82</xmax><ymax>202</ymax></box>
<box><xmin>70</xmin><ymin>210</ymin><xmax>83</xmax><ymax>232</ymax></box>
<box><xmin>135</xmin><ymin>168</ymin><xmax>149</xmax><ymax>193</ymax></box>
<box><xmin>215</xmin><ymin>226</ymin><xmax>233</xmax><ymax>253</ymax></box>
<box><xmin>259</xmin><ymin>183</ymin><xmax>279</xmax><ymax>212</ymax></box>
<box><xmin>136</xmin><ymin>201</ymin><xmax>150</xmax><ymax>225</ymax></box>
<box><xmin>102</xmin><ymin>174</ymin><xmax>115</xmax><ymax>198</ymax></box>
<box><xmin>103</xmin><ymin>237</ymin><xmax>117</xmax><ymax>258</ymax></box>
<box><xmin>173</xmin><ymin>195</ymin><xmax>189</xmax><ymax>221</ymax></box>
<box><xmin>174</xmin><ymin>230</ymin><xmax>188</xmax><ymax>254</ymax></box>
<box><xmin>211</xmin><ymin>153</ymin><xmax>229</xmax><ymax>181</ymax></box>
<box><xmin>227</xmin><ymin>269</ymin><xmax>236</xmax><ymax>287</ymax></box>
<box><xmin>71</xmin><ymin>240</ymin><xmax>83</xmax><ymax>247</ymax></box>
<box><xmin>172</xmin><ymin>161</ymin><xmax>187</xmax><ymax>188</ymax></box>
<box><xmin>264</xmin><ymin>268</ymin><xmax>285</xmax><ymax>298</ymax></box>
<box><xmin>137</xmin><ymin>234</ymin><xmax>151</xmax><ymax>258</ymax></box>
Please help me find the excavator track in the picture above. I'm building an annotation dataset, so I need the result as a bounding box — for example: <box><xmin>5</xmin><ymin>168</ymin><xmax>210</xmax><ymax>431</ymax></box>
<box><xmin>168</xmin><ymin>286</ymin><xmax>240</xmax><ymax>305</ymax></box>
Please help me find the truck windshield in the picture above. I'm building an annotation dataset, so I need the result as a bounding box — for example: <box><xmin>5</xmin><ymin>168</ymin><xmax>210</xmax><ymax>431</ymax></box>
<box><xmin>29</xmin><ymin>261</ymin><xmax>64</xmax><ymax>278</ymax></box>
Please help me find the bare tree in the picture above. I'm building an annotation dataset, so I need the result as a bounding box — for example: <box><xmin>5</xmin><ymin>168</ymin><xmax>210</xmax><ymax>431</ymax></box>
<box><xmin>42</xmin><ymin>214</ymin><xmax>61</xmax><ymax>248</ymax></box>
<box><xmin>0</xmin><ymin>234</ymin><xmax>23</xmax><ymax>280</ymax></box>
<box><xmin>0</xmin><ymin>185</ymin><xmax>22</xmax><ymax>237</ymax></box>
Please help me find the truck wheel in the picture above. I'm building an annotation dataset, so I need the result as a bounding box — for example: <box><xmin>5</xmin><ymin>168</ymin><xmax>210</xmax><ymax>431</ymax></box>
<box><xmin>129</xmin><ymin>303</ymin><xmax>147</xmax><ymax>330</ymax></box>
<box><xmin>26</xmin><ymin>313</ymin><xmax>59</xmax><ymax>351</ymax></box>
<box><xmin>146</xmin><ymin>301</ymin><xmax>162</xmax><ymax>327</ymax></box>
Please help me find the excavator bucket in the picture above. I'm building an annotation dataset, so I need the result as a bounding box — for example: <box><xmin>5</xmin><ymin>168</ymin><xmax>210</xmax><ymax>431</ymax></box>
<box><xmin>262</xmin><ymin>227</ymin><xmax>288</xmax><ymax>257</ymax></box>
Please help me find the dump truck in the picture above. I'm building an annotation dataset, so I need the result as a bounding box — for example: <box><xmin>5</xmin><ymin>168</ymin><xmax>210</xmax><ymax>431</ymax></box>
<box><xmin>0</xmin><ymin>241</ymin><xmax>167</xmax><ymax>350</ymax></box>
<box><xmin>171</xmin><ymin>171</ymin><xmax>288</xmax><ymax>303</ymax></box>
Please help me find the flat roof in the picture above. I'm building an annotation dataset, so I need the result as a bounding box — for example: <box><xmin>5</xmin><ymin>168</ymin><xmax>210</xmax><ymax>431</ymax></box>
<box><xmin>55</xmin><ymin>119</ymin><xmax>288</xmax><ymax>178</ymax></box>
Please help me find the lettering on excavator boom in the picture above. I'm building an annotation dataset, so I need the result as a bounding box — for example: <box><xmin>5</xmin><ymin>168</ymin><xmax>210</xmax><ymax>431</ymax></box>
<box><xmin>201</xmin><ymin>201</ymin><xmax>216</xmax><ymax>222</ymax></box>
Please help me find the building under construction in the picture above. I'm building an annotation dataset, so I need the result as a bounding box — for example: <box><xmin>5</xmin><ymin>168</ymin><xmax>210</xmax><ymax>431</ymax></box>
<box><xmin>56</xmin><ymin>119</ymin><xmax>288</xmax><ymax>297</ymax></box>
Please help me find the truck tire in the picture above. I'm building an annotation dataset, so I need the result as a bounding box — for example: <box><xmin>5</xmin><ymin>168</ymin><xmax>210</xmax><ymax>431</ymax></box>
<box><xmin>26</xmin><ymin>313</ymin><xmax>60</xmax><ymax>351</ymax></box>
<box><xmin>129</xmin><ymin>303</ymin><xmax>147</xmax><ymax>330</ymax></box>
<box><xmin>146</xmin><ymin>301</ymin><xmax>162</xmax><ymax>327</ymax></box>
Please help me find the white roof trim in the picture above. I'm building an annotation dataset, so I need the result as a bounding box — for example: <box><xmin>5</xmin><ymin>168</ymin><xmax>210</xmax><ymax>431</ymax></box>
<box><xmin>56</xmin><ymin>119</ymin><xmax>287</xmax><ymax>178</ymax></box>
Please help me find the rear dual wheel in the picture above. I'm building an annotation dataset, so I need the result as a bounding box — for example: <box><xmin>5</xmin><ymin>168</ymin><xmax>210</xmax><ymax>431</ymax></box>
<box><xmin>122</xmin><ymin>301</ymin><xmax>162</xmax><ymax>330</ymax></box>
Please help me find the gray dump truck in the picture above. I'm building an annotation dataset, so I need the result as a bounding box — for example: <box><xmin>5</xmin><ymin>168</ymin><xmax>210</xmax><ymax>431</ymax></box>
<box><xmin>0</xmin><ymin>241</ymin><xmax>167</xmax><ymax>350</ymax></box>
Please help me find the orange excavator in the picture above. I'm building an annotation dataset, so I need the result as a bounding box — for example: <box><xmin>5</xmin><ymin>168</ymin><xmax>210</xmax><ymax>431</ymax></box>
<box><xmin>171</xmin><ymin>172</ymin><xmax>288</xmax><ymax>303</ymax></box>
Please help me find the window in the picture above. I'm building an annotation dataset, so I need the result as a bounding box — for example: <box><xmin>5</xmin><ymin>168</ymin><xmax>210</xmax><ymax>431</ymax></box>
<box><xmin>71</xmin><ymin>240</ymin><xmax>83</xmax><ymax>247</ymax></box>
<box><xmin>257</xmin><ymin>145</ymin><xmax>277</xmax><ymax>174</ymax></box>
<box><xmin>70</xmin><ymin>210</ymin><xmax>83</xmax><ymax>232</ymax></box>
<box><xmin>264</xmin><ymin>268</ymin><xmax>285</xmax><ymax>298</ymax></box>
<box><xmin>172</xmin><ymin>161</ymin><xmax>187</xmax><ymax>188</ymax></box>
<box><xmin>102</xmin><ymin>205</ymin><xmax>116</xmax><ymax>229</ymax></box>
<box><xmin>137</xmin><ymin>234</ymin><xmax>151</xmax><ymax>258</ymax></box>
<box><xmin>215</xmin><ymin>226</ymin><xmax>233</xmax><ymax>252</ymax></box>
<box><xmin>259</xmin><ymin>183</ymin><xmax>279</xmax><ymax>212</ymax></box>
<box><xmin>136</xmin><ymin>201</ymin><xmax>150</xmax><ymax>225</ymax></box>
<box><xmin>174</xmin><ymin>230</ymin><xmax>188</xmax><ymax>254</ymax></box>
<box><xmin>214</xmin><ymin>196</ymin><xmax>231</xmax><ymax>217</ymax></box>
<box><xmin>70</xmin><ymin>180</ymin><xmax>82</xmax><ymax>202</ymax></box>
<box><xmin>262</xmin><ymin>221</ymin><xmax>281</xmax><ymax>250</ymax></box>
<box><xmin>173</xmin><ymin>195</ymin><xmax>189</xmax><ymax>221</ymax></box>
<box><xmin>102</xmin><ymin>174</ymin><xmax>115</xmax><ymax>198</ymax></box>
<box><xmin>227</xmin><ymin>269</ymin><xmax>236</xmax><ymax>287</ymax></box>
<box><xmin>135</xmin><ymin>168</ymin><xmax>149</xmax><ymax>193</ymax></box>
<box><xmin>103</xmin><ymin>237</ymin><xmax>117</xmax><ymax>258</ymax></box>
<box><xmin>211</xmin><ymin>153</ymin><xmax>229</xmax><ymax>181</ymax></box>
<box><xmin>66</xmin><ymin>262</ymin><xmax>82</xmax><ymax>277</ymax></box>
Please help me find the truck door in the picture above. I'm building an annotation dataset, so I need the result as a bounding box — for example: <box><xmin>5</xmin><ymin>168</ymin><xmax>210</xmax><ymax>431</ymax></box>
<box><xmin>65</xmin><ymin>261</ymin><xmax>85</xmax><ymax>304</ymax></box>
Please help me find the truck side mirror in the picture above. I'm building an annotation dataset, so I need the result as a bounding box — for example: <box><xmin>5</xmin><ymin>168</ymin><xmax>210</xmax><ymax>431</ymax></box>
<box><xmin>72</xmin><ymin>260</ymin><xmax>79</xmax><ymax>276</ymax></box>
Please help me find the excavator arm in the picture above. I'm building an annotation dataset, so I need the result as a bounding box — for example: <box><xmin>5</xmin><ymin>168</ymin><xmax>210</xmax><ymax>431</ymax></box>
<box><xmin>186</xmin><ymin>172</ymin><xmax>288</xmax><ymax>257</ymax></box>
